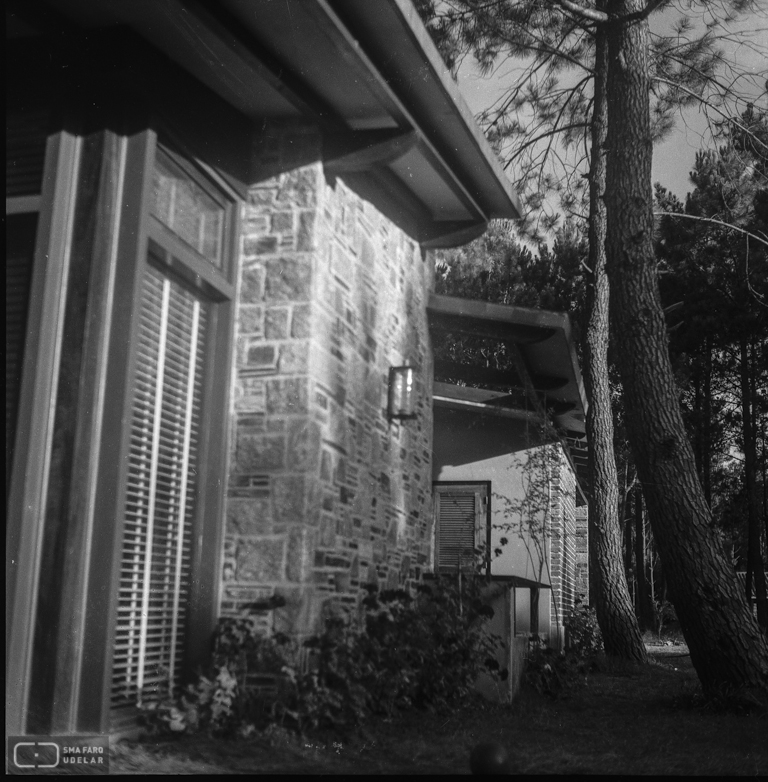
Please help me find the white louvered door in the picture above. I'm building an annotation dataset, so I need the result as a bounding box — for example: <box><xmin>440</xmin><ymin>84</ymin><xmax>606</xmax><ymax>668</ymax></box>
<box><xmin>434</xmin><ymin>484</ymin><xmax>488</xmax><ymax>573</ymax></box>
<box><xmin>111</xmin><ymin>263</ymin><xmax>208</xmax><ymax>712</ymax></box>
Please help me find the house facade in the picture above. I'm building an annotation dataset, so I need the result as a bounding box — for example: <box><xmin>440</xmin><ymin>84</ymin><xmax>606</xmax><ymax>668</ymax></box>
<box><xmin>6</xmin><ymin>0</ymin><xmax>585</xmax><ymax>737</ymax></box>
<box><xmin>429</xmin><ymin>296</ymin><xmax>588</xmax><ymax>660</ymax></box>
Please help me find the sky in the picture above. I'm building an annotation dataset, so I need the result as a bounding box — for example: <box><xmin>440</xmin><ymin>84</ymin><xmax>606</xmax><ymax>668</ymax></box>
<box><xmin>452</xmin><ymin>3</ymin><xmax>767</xmax><ymax>202</ymax></box>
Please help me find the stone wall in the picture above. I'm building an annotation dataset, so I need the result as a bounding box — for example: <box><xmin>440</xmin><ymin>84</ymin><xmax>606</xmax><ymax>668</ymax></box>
<box><xmin>221</xmin><ymin>124</ymin><xmax>434</xmax><ymax>638</ymax></box>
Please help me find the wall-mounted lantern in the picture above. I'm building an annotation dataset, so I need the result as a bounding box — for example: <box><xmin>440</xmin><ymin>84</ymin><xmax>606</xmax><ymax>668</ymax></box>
<box><xmin>387</xmin><ymin>366</ymin><xmax>417</xmax><ymax>421</ymax></box>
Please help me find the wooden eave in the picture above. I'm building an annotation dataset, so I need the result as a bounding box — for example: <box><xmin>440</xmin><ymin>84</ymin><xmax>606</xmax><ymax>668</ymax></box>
<box><xmin>428</xmin><ymin>293</ymin><xmax>589</xmax><ymax>502</ymax></box>
<box><xmin>22</xmin><ymin>0</ymin><xmax>521</xmax><ymax>246</ymax></box>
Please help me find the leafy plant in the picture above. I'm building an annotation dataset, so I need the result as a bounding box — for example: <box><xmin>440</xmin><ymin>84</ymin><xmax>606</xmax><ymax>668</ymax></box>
<box><xmin>565</xmin><ymin>597</ymin><xmax>603</xmax><ymax>658</ymax></box>
<box><xmin>524</xmin><ymin>599</ymin><xmax>603</xmax><ymax>698</ymax></box>
<box><xmin>138</xmin><ymin>577</ymin><xmax>502</xmax><ymax>738</ymax></box>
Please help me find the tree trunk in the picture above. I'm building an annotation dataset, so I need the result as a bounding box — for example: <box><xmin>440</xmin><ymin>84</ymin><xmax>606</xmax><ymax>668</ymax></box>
<box><xmin>741</xmin><ymin>336</ymin><xmax>768</xmax><ymax>629</ymax></box>
<box><xmin>585</xmin><ymin>7</ymin><xmax>647</xmax><ymax>662</ymax></box>
<box><xmin>703</xmin><ymin>339</ymin><xmax>712</xmax><ymax>507</ymax></box>
<box><xmin>603</xmin><ymin>0</ymin><xmax>768</xmax><ymax>692</ymax></box>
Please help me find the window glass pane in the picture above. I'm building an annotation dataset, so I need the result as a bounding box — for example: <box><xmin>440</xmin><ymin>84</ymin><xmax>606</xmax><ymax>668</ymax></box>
<box><xmin>151</xmin><ymin>151</ymin><xmax>224</xmax><ymax>268</ymax></box>
<box><xmin>6</xmin><ymin>211</ymin><xmax>38</xmax><ymax>487</ymax></box>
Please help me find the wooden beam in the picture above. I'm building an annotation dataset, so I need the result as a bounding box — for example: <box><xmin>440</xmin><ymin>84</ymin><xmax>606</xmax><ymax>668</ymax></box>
<box><xmin>433</xmin><ymin>359</ymin><xmax>568</xmax><ymax>392</ymax></box>
<box><xmin>433</xmin><ymin>382</ymin><xmax>541</xmax><ymax>421</ymax></box>
<box><xmin>324</xmin><ymin>130</ymin><xmax>418</xmax><ymax>174</ymax></box>
<box><xmin>429</xmin><ymin>293</ymin><xmax>567</xmax><ymax>337</ymax></box>
<box><xmin>429</xmin><ymin>312</ymin><xmax>557</xmax><ymax>344</ymax></box>
<box><xmin>420</xmin><ymin>220</ymin><xmax>488</xmax><ymax>249</ymax></box>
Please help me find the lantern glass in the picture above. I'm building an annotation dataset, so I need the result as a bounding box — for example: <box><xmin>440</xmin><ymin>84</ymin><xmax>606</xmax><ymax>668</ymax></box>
<box><xmin>387</xmin><ymin>366</ymin><xmax>417</xmax><ymax>420</ymax></box>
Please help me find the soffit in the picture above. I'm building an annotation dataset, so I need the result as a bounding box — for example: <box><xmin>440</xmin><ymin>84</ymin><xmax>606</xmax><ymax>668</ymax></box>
<box><xmin>19</xmin><ymin>0</ymin><xmax>520</xmax><ymax>230</ymax></box>
<box><xmin>428</xmin><ymin>293</ymin><xmax>589</xmax><ymax>501</ymax></box>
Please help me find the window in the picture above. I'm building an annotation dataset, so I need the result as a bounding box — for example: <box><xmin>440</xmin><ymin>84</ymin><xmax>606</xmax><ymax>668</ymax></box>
<box><xmin>6</xmin><ymin>107</ymin><xmax>47</xmax><ymax>490</ymax></box>
<box><xmin>6</xmin><ymin>212</ymin><xmax>38</xmax><ymax>488</ymax></box>
<box><xmin>433</xmin><ymin>482</ymin><xmax>490</xmax><ymax>574</ymax></box>
<box><xmin>110</xmin><ymin>143</ymin><xmax>235</xmax><ymax>719</ymax></box>
<box><xmin>151</xmin><ymin>150</ymin><xmax>226</xmax><ymax>268</ymax></box>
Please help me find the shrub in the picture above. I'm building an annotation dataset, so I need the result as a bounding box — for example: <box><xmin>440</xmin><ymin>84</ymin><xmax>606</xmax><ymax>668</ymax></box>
<box><xmin>524</xmin><ymin>598</ymin><xmax>603</xmax><ymax>698</ymax></box>
<box><xmin>565</xmin><ymin>597</ymin><xmax>603</xmax><ymax>658</ymax></box>
<box><xmin>355</xmin><ymin>579</ymin><xmax>501</xmax><ymax>716</ymax></box>
<box><xmin>138</xmin><ymin>576</ymin><xmax>502</xmax><ymax>738</ymax></box>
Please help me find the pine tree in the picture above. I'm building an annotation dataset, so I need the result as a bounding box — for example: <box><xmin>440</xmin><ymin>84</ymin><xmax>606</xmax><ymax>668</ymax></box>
<box><xmin>656</xmin><ymin>109</ymin><xmax>768</xmax><ymax>631</ymax></box>
<box><xmin>419</xmin><ymin>0</ymin><xmax>768</xmax><ymax>692</ymax></box>
<box><xmin>603</xmin><ymin>0</ymin><xmax>768</xmax><ymax>692</ymax></box>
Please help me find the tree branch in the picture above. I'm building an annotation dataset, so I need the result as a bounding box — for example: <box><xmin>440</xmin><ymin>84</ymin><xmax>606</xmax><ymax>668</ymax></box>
<box><xmin>653</xmin><ymin>77</ymin><xmax>768</xmax><ymax>153</ymax></box>
<box><xmin>655</xmin><ymin>212</ymin><xmax>768</xmax><ymax>249</ymax></box>
<box><xmin>625</xmin><ymin>0</ymin><xmax>671</xmax><ymax>23</ymax></box>
<box><xmin>552</xmin><ymin>0</ymin><xmax>608</xmax><ymax>23</ymax></box>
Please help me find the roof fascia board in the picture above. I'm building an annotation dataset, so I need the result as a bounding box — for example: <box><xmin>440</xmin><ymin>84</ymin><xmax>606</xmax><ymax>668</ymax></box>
<box><xmin>429</xmin><ymin>293</ymin><xmax>570</xmax><ymax>335</ymax></box>
<box><xmin>330</xmin><ymin>0</ymin><xmax>522</xmax><ymax>219</ymax></box>
<box><xmin>312</xmin><ymin>0</ymin><xmax>489</xmax><ymax>224</ymax></box>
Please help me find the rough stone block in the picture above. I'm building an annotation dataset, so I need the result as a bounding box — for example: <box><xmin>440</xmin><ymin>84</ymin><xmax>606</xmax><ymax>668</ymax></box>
<box><xmin>319</xmin><ymin>514</ymin><xmax>336</xmax><ymax>548</ymax></box>
<box><xmin>297</xmin><ymin>210</ymin><xmax>315</xmax><ymax>252</ymax></box>
<box><xmin>285</xmin><ymin>418</ymin><xmax>321</xmax><ymax>472</ymax></box>
<box><xmin>271</xmin><ymin>211</ymin><xmax>294</xmax><ymax>234</ymax></box>
<box><xmin>227</xmin><ymin>498</ymin><xmax>271</xmax><ymax>536</ymax></box>
<box><xmin>240</xmin><ymin>266</ymin><xmax>265</xmax><ymax>302</ymax></box>
<box><xmin>291</xmin><ymin>304</ymin><xmax>311</xmax><ymax>338</ymax></box>
<box><xmin>264</xmin><ymin>257</ymin><xmax>312</xmax><ymax>302</ymax></box>
<box><xmin>247</xmin><ymin>187</ymin><xmax>278</xmax><ymax>209</ymax></box>
<box><xmin>242</xmin><ymin>214</ymin><xmax>270</xmax><ymax>235</ymax></box>
<box><xmin>235</xmin><ymin>433</ymin><xmax>285</xmax><ymax>471</ymax></box>
<box><xmin>236</xmin><ymin>537</ymin><xmax>285</xmax><ymax>582</ymax></box>
<box><xmin>265</xmin><ymin>307</ymin><xmax>290</xmax><ymax>339</ymax></box>
<box><xmin>279</xmin><ymin>342</ymin><xmax>309</xmax><ymax>374</ymax></box>
<box><xmin>276</xmin><ymin>167</ymin><xmax>318</xmax><ymax>209</ymax></box>
<box><xmin>243</xmin><ymin>235</ymin><xmax>278</xmax><ymax>256</ymax></box>
<box><xmin>238</xmin><ymin>305</ymin><xmax>263</xmax><ymax>336</ymax></box>
<box><xmin>246</xmin><ymin>344</ymin><xmax>278</xmax><ymax>369</ymax></box>
<box><xmin>236</xmin><ymin>377</ymin><xmax>266</xmax><ymax>413</ymax></box>
<box><xmin>272</xmin><ymin>474</ymin><xmax>307</xmax><ymax>525</ymax></box>
<box><xmin>266</xmin><ymin>378</ymin><xmax>308</xmax><ymax>414</ymax></box>
<box><xmin>286</xmin><ymin>526</ymin><xmax>316</xmax><ymax>583</ymax></box>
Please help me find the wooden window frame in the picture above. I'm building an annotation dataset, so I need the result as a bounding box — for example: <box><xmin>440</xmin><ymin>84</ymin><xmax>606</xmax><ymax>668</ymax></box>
<box><xmin>6</xmin><ymin>131</ymin><xmax>83</xmax><ymax>736</ymax></box>
<box><xmin>79</xmin><ymin>129</ymin><xmax>238</xmax><ymax>733</ymax></box>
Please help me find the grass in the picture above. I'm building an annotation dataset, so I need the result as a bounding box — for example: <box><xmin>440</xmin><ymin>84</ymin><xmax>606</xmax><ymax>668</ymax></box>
<box><xmin>110</xmin><ymin>645</ymin><xmax>767</xmax><ymax>776</ymax></box>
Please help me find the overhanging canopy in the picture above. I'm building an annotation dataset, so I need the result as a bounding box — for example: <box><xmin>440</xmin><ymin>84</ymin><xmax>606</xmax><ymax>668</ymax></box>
<box><xmin>428</xmin><ymin>293</ymin><xmax>589</xmax><ymax>501</ymax></box>
<box><xmin>9</xmin><ymin>0</ymin><xmax>521</xmax><ymax>246</ymax></box>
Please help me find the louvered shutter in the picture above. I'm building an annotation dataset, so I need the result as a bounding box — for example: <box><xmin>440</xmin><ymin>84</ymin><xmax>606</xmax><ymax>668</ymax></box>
<box><xmin>111</xmin><ymin>263</ymin><xmax>208</xmax><ymax>716</ymax></box>
<box><xmin>435</xmin><ymin>485</ymin><xmax>487</xmax><ymax>573</ymax></box>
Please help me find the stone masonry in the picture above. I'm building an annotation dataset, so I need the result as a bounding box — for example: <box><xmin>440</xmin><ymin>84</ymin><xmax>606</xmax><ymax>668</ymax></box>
<box><xmin>221</xmin><ymin>124</ymin><xmax>434</xmax><ymax>639</ymax></box>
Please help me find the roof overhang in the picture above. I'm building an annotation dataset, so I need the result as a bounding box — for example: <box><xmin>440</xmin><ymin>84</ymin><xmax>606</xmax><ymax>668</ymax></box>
<box><xmin>428</xmin><ymin>293</ymin><xmax>589</xmax><ymax>502</ymax></box>
<box><xmin>9</xmin><ymin>0</ymin><xmax>520</xmax><ymax>244</ymax></box>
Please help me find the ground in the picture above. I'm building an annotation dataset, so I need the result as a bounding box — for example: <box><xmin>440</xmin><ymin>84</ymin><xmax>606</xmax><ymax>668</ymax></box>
<box><xmin>109</xmin><ymin>633</ymin><xmax>767</xmax><ymax>776</ymax></box>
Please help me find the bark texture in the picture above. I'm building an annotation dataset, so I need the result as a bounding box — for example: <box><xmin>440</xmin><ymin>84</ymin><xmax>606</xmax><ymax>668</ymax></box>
<box><xmin>604</xmin><ymin>0</ymin><xmax>768</xmax><ymax>692</ymax></box>
<box><xmin>585</xmin><ymin>11</ymin><xmax>647</xmax><ymax>662</ymax></box>
<box><xmin>741</xmin><ymin>337</ymin><xmax>768</xmax><ymax>629</ymax></box>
